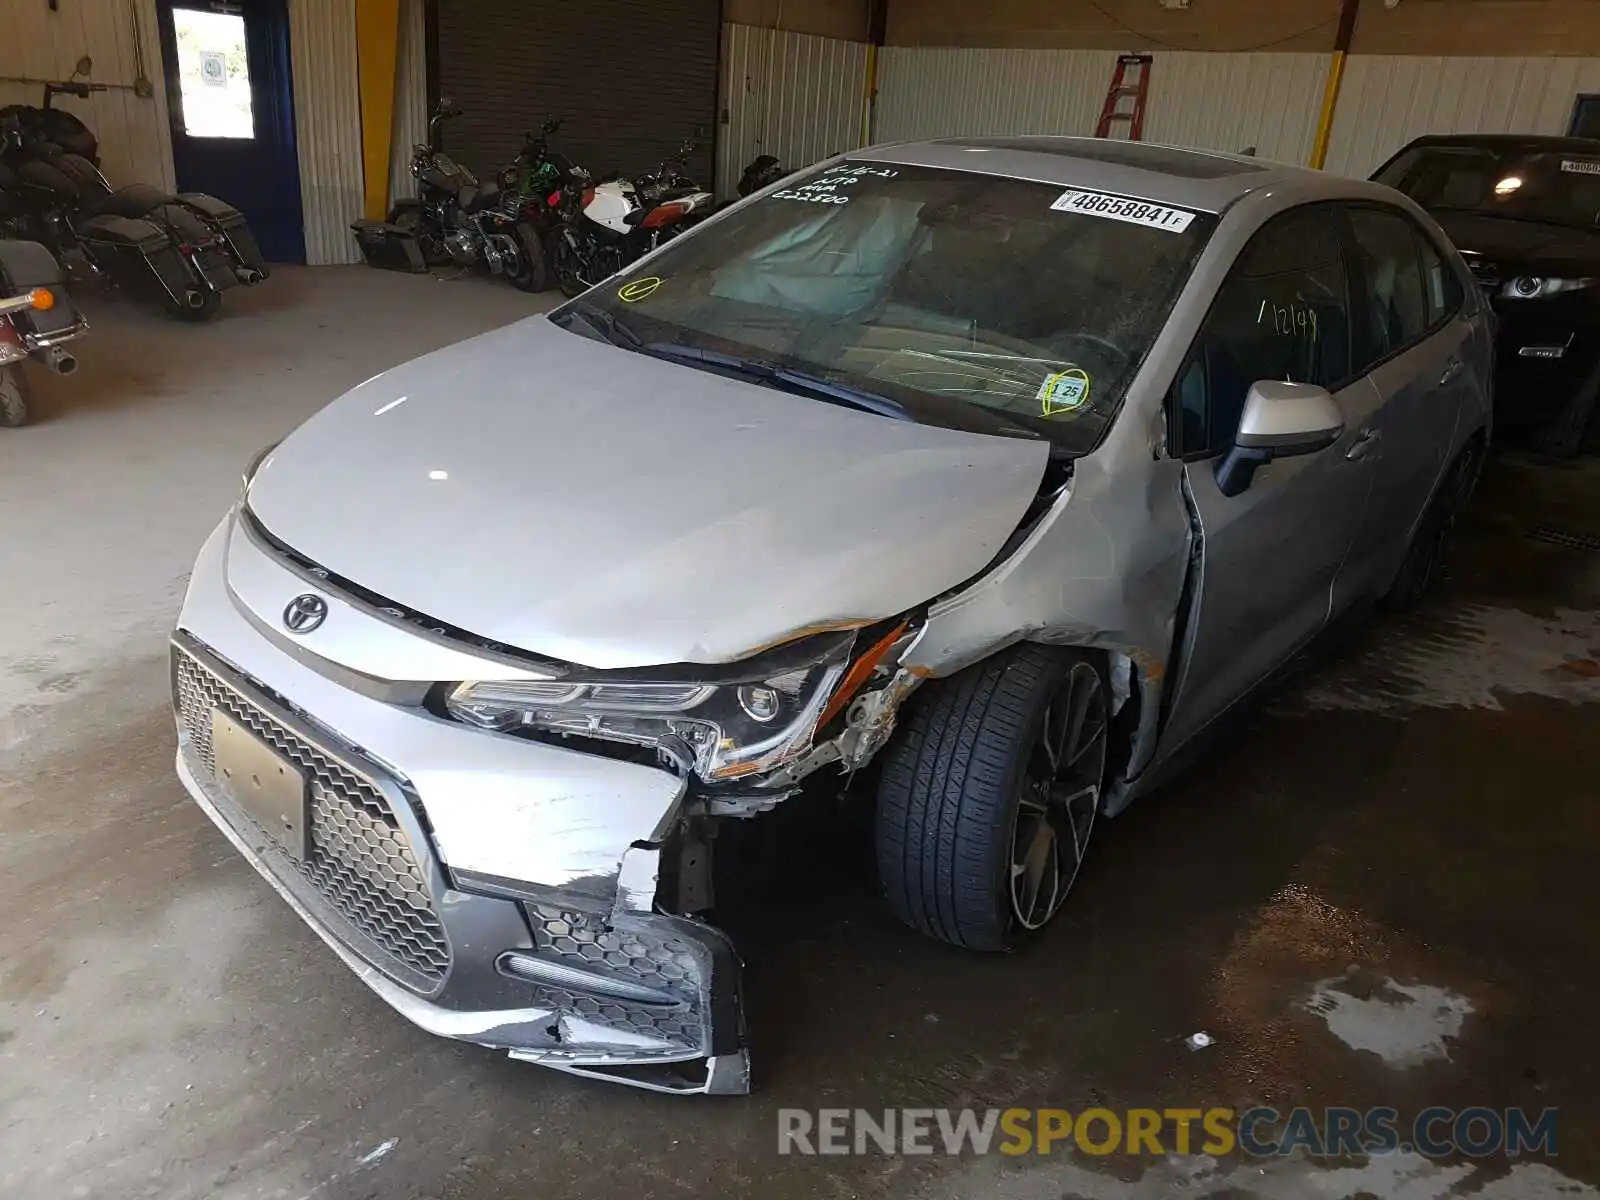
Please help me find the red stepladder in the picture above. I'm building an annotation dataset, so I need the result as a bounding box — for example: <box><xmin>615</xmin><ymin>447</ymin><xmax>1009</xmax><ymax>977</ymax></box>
<box><xmin>1095</xmin><ymin>54</ymin><xmax>1154</xmax><ymax>140</ymax></box>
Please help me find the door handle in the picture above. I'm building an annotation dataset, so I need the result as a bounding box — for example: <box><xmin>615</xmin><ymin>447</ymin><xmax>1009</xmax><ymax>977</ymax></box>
<box><xmin>1345</xmin><ymin>427</ymin><xmax>1380</xmax><ymax>460</ymax></box>
<box><xmin>1439</xmin><ymin>357</ymin><xmax>1464</xmax><ymax>385</ymax></box>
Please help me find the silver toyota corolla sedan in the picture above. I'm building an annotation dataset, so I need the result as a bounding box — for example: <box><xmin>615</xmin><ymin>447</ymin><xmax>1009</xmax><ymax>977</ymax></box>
<box><xmin>172</xmin><ymin>137</ymin><xmax>1492</xmax><ymax>1094</ymax></box>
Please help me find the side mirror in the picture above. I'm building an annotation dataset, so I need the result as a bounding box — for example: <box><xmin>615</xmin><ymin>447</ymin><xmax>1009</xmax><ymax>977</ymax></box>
<box><xmin>1215</xmin><ymin>380</ymin><xmax>1344</xmax><ymax>497</ymax></box>
<box><xmin>542</xmin><ymin>117</ymin><xmax>561</xmax><ymax>134</ymax></box>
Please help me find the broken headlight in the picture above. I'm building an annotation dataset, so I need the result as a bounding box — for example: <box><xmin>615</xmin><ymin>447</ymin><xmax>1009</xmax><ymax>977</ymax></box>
<box><xmin>445</xmin><ymin>634</ymin><xmax>852</xmax><ymax>782</ymax></box>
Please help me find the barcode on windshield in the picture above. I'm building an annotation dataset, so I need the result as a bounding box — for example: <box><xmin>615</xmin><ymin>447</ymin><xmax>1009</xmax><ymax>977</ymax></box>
<box><xmin>1050</xmin><ymin>189</ymin><xmax>1196</xmax><ymax>233</ymax></box>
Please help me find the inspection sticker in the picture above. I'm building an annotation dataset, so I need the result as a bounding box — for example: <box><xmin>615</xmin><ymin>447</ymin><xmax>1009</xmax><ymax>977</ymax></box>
<box><xmin>1038</xmin><ymin>367</ymin><xmax>1091</xmax><ymax>416</ymax></box>
<box><xmin>1561</xmin><ymin>159</ymin><xmax>1600</xmax><ymax>175</ymax></box>
<box><xmin>1050</xmin><ymin>189</ymin><xmax>1195</xmax><ymax>233</ymax></box>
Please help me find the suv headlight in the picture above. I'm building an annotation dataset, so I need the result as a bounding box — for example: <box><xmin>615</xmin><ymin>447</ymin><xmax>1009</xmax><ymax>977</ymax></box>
<box><xmin>1501</xmin><ymin>276</ymin><xmax>1596</xmax><ymax>300</ymax></box>
<box><xmin>446</xmin><ymin>633</ymin><xmax>853</xmax><ymax>781</ymax></box>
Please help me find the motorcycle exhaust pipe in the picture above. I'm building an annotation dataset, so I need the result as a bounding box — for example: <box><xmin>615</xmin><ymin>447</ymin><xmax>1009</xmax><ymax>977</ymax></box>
<box><xmin>42</xmin><ymin>345</ymin><xmax>77</xmax><ymax>376</ymax></box>
<box><xmin>185</xmin><ymin>288</ymin><xmax>209</xmax><ymax>310</ymax></box>
<box><xmin>235</xmin><ymin>267</ymin><xmax>264</xmax><ymax>286</ymax></box>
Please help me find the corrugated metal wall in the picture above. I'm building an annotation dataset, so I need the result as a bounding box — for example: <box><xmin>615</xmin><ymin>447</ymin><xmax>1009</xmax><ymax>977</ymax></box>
<box><xmin>389</xmin><ymin>0</ymin><xmax>429</xmax><ymax>211</ymax></box>
<box><xmin>875</xmin><ymin>47</ymin><xmax>1327</xmax><ymax>165</ymax></box>
<box><xmin>717</xmin><ymin>23</ymin><xmax>869</xmax><ymax>198</ymax></box>
<box><xmin>0</xmin><ymin>0</ymin><xmax>174</xmax><ymax>192</ymax></box>
<box><xmin>288</xmin><ymin>0</ymin><xmax>363</xmax><ymax>264</ymax></box>
<box><xmin>1325</xmin><ymin>55</ymin><xmax>1600</xmax><ymax>177</ymax></box>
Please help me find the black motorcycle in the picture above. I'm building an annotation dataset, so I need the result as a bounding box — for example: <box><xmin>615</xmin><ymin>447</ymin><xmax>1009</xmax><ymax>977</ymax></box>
<box><xmin>0</xmin><ymin>237</ymin><xmax>89</xmax><ymax>426</ymax></box>
<box><xmin>352</xmin><ymin>99</ymin><xmax>548</xmax><ymax>291</ymax></box>
<box><xmin>737</xmin><ymin>153</ymin><xmax>789</xmax><ymax>197</ymax></box>
<box><xmin>0</xmin><ymin>83</ymin><xmax>269</xmax><ymax>320</ymax></box>
<box><xmin>549</xmin><ymin>136</ymin><xmax>714</xmax><ymax>297</ymax></box>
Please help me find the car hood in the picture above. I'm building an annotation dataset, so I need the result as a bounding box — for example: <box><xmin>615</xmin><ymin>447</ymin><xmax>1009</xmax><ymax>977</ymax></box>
<box><xmin>245</xmin><ymin>316</ymin><xmax>1051</xmax><ymax>670</ymax></box>
<box><xmin>1431</xmin><ymin>211</ymin><xmax>1600</xmax><ymax>277</ymax></box>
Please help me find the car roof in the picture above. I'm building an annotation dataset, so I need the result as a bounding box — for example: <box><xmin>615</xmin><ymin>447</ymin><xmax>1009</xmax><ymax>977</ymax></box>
<box><xmin>852</xmin><ymin>135</ymin><xmax>1388</xmax><ymax>214</ymax></box>
<box><xmin>1395</xmin><ymin>133</ymin><xmax>1600</xmax><ymax>155</ymax></box>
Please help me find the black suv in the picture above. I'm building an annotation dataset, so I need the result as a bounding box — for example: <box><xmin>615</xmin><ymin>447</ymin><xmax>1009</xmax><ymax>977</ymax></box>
<box><xmin>1375</xmin><ymin>134</ymin><xmax>1600</xmax><ymax>456</ymax></box>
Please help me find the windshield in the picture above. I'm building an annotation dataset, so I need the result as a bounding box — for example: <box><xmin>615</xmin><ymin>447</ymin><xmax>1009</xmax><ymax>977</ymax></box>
<box><xmin>551</xmin><ymin>161</ymin><xmax>1215</xmax><ymax>455</ymax></box>
<box><xmin>1376</xmin><ymin>144</ymin><xmax>1600</xmax><ymax>232</ymax></box>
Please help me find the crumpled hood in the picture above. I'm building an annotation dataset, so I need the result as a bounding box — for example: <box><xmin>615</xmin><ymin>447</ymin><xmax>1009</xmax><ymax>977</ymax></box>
<box><xmin>245</xmin><ymin>316</ymin><xmax>1050</xmax><ymax>670</ymax></box>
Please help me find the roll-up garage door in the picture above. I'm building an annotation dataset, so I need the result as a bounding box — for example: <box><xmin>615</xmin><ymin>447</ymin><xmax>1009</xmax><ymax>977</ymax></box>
<box><xmin>434</xmin><ymin>0</ymin><xmax>719</xmax><ymax>187</ymax></box>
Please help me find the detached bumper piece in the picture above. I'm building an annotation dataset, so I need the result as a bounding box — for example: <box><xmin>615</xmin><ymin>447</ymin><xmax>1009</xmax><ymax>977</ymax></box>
<box><xmin>169</xmin><ymin>633</ymin><xmax>750</xmax><ymax>1095</ymax></box>
<box><xmin>350</xmin><ymin>219</ymin><xmax>430</xmax><ymax>273</ymax></box>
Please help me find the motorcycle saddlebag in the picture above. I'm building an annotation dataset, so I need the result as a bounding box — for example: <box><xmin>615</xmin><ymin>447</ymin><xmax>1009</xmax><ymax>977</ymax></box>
<box><xmin>79</xmin><ymin>214</ymin><xmax>199</xmax><ymax>308</ymax></box>
<box><xmin>177</xmin><ymin>192</ymin><xmax>269</xmax><ymax>282</ymax></box>
<box><xmin>149</xmin><ymin>203</ymin><xmax>238</xmax><ymax>291</ymax></box>
<box><xmin>0</xmin><ymin>238</ymin><xmax>81</xmax><ymax>339</ymax></box>
<box><xmin>350</xmin><ymin>219</ymin><xmax>428</xmax><ymax>273</ymax></box>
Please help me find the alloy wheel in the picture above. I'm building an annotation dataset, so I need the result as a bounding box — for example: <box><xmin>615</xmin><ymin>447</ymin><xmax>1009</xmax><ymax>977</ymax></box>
<box><xmin>1007</xmin><ymin>661</ymin><xmax>1108</xmax><ymax>931</ymax></box>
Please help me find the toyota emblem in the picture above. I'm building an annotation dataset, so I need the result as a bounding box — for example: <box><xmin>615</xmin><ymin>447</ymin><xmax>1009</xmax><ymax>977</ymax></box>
<box><xmin>282</xmin><ymin>593</ymin><xmax>328</xmax><ymax>634</ymax></box>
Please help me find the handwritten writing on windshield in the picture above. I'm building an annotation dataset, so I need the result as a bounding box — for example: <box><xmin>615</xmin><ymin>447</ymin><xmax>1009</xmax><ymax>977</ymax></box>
<box><xmin>771</xmin><ymin>164</ymin><xmax>898</xmax><ymax>206</ymax></box>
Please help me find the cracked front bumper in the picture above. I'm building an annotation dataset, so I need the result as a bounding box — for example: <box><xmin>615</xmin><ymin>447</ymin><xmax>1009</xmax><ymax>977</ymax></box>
<box><xmin>169</xmin><ymin>516</ymin><xmax>751</xmax><ymax>1094</ymax></box>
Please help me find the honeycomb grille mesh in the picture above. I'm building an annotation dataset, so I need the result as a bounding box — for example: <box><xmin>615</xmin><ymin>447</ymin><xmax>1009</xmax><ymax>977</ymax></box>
<box><xmin>174</xmin><ymin>650</ymin><xmax>450</xmax><ymax>983</ymax></box>
<box><xmin>526</xmin><ymin>904</ymin><xmax>704</xmax><ymax>1045</ymax></box>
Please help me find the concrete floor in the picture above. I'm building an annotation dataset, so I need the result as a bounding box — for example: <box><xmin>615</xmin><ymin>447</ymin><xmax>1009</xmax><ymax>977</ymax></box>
<box><xmin>3</xmin><ymin>267</ymin><xmax>1599</xmax><ymax>1200</ymax></box>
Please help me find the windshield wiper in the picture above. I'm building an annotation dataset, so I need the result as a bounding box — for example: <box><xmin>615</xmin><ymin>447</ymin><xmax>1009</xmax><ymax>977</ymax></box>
<box><xmin>637</xmin><ymin>342</ymin><xmax>913</xmax><ymax>423</ymax></box>
<box><xmin>551</xmin><ymin>300</ymin><xmax>643</xmax><ymax>350</ymax></box>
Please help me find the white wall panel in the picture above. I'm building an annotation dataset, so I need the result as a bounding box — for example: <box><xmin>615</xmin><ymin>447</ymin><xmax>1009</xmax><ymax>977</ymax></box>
<box><xmin>718</xmin><ymin>23</ymin><xmax>869</xmax><ymax>198</ymax></box>
<box><xmin>876</xmin><ymin>47</ymin><xmax>1118</xmax><ymax>143</ymax></box>
<box><xmin>288</xmin><ymin>0</ymin><xmax>363</xmax><ymax>264</ymax></box>
<box><xmin>1143</xmin><ymin>52</ymin><xmax>1328</xmax><ymax>166</ymax></box>
<box><xmin>1326</xmin><ymin>55</ymin><xmax>1600</xmax><ymax>177</ymax></box>
<box><xmin>0</xmin><ymin>0</ymin><xmax>174</xmax><ymax>191</ymax></box>
<box><xmin>390</xmin><ymin>0</ymin><xmax>429</xmax><ymax>210</ymax></box>
<box><xmin>876</xmin><ymin>46</ymin><xmax>1326</xmax><ymax>165</ymax></box>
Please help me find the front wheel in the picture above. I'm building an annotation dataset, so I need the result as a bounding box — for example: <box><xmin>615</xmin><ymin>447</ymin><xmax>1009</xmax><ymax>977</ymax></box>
<box><xmin>875</xmin><ymin>645</ymin><xmax>1109</xmax><ymax>952</ymax></box>
<box><xmin>503</xmin><ymin>221</ymin><xmax>550</xmax><ymax>292</ymax></box>
<box><xmin>551</xmin><ymin>236</ymin><xmax>587</xmax><ymax>298</ymax></box>
<box><xmin>0</xmin><ymin>364</ymin><xmax>31</xmax><ymax>427</ymax></box>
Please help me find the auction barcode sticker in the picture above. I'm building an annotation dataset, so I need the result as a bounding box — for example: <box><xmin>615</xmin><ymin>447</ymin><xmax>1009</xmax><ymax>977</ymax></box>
<box><xmin>1050</xmin><ymin>189</ymin><xmax>1196</xmax><ymax>232</ymax></box>
<box><xmin>1561</xmin><ymin>159</ymin><xmax>1600</xmax><ymax>175</ymax></box>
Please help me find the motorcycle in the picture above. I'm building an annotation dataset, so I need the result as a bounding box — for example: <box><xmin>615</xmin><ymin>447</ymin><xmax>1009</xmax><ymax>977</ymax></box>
<box><xmin>549</xmin><ymin>137</ymin><xmax>715</xmax><ymax>297</ymax></box>
<box><xmin>737</xmin><ymin>153</ymin><xmax>789</xmax><ymax>197</ymax></box>
<box><xmin>0</xmin><ymin>81</ymin><xmax>269</xmax><ymax>321</ymax></box>
<box><xmin>0</xmin><ymin>238</ymin><xmax>89</xmax><ymax>427</ymax></box>
<box><xmin>351</xmin><ymin>99</ymin><xmax>549</xmax><ymax>291</ymax></box>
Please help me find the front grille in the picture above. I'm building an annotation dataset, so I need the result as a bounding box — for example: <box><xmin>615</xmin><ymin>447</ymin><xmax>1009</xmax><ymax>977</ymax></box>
<box><xmin>174</xmin><ymin>649</ymin><xmax>451</xmax><ymax>986</ymax></box>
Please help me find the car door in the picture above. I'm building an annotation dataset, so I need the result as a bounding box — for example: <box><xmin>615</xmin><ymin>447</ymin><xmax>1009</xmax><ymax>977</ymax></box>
<box><xmin>1161</xmin><ymin>204</ymin><xmax>1384</xmax><ymax>754</ymax></box>
<box><xmin>1332</xmin><ymin>205</ymin><xmax>1470</xmax><ymax>601</ymax></box>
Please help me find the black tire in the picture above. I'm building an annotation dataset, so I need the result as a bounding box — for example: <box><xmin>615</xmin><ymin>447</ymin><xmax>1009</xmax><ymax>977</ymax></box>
<box><xmin>875</xmin><ymin>645</ymin><xmax>1109</xmax><ymax>952</ymax></box>
<box><xmin>504</xmin><ymin>221</ymin><xmax>550</xmax><ymax>292</ymax></box>
<box><xmin>1532</xmin><ymin>371</ymin><xmax>1600</xmax><ymax>458</ymax></box>
<box><xmin>1386</xmin><ymin>437</ymin><xmax>1484</xmax><ymax>609</ymax></box>
<box><xmin>552</xmin><ymin>237</ymin><xmax>586</xmax><ymax>298</ymax></box>
<box><xmin>0</xmin><ymin>364</ymin><xmax>30</xmax><ymax>427</ymax></box>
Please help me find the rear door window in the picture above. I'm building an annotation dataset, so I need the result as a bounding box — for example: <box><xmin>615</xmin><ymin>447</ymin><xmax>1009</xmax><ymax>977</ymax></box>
<box><xmin>1345</xmin><ymin>207</ymin><xmax>1432</xmax><ymax>372</ymax></box>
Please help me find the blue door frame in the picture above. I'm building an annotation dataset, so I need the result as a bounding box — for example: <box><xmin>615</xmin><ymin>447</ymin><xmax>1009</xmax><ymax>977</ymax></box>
<box><xmin>157</xmin><ymin>0</ymin><xmax>306</xmax><ymax>264</ymax></box>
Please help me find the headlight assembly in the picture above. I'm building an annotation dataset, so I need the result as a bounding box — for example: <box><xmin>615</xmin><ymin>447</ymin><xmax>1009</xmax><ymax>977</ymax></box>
<box><xmin>446</xmin><ymin>633</ymin><xmax>854</xmax><ymax>781</ymax></box>
<box><xmin>1501</xmin><ymin>276</ymin><xmax>1596</xmax><ymax>300</ymax></box>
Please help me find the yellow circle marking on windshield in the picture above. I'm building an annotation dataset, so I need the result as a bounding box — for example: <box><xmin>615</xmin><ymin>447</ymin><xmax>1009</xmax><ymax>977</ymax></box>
<box><xmin>1039</xmin><ymin>367</ymin><xmax>1091</xmax><ymax>417</ymax></box>
<box><xmin>618</xmin><ymin>276</ymin><xmax>663</xmax><ymax>303</ymax></box>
